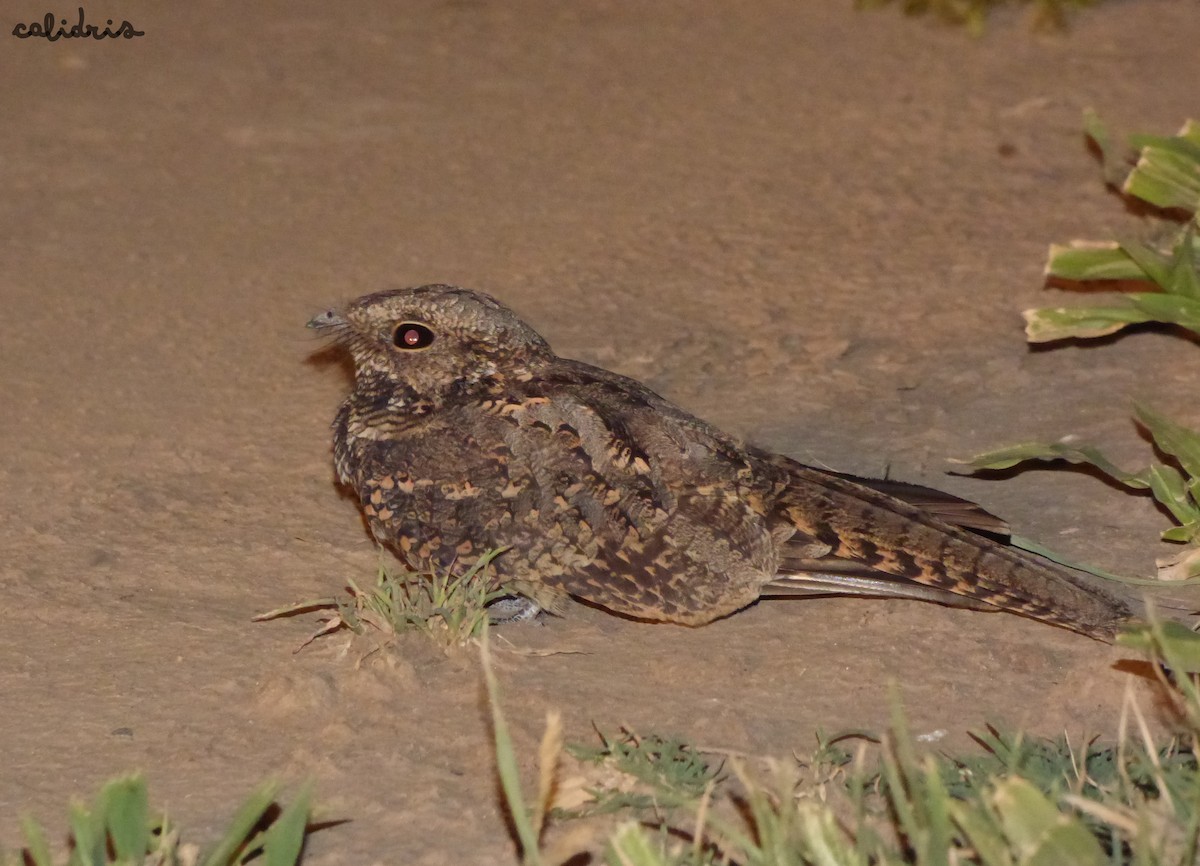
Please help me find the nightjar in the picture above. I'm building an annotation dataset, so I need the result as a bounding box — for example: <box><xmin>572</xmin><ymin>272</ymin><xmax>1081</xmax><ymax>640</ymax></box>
<box><xmin>308</xmin><ymin>284</ymin><xmax>1133</xmax><ymax>639</ymax></box>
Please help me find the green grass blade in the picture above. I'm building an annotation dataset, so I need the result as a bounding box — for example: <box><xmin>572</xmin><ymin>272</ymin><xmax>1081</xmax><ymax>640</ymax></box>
<box><xmin>1118</xmin><ymin>621</ymin><xmax>1200</xmax><ymax>674</ymax></box>
<box><xmin>1144</xmin><ymin>464</ymin><xmax>1200</xmax><ymax>535</ymax></box>
<box><xmin>798</xmin><ymin>802</ymin><xmax>865</xmax><ymax>866</ymax></box>
<box><xmin>1084</xmin><ymin>109</ymin><xmax>1127</xmax><ymax>188</ymax></box>
<box><xmin>1166</xmin><ymin>222</ymin><xmax>1200</xmax><ymax>298</ymax></box>
<box><xmin>1135</xmin><ymin>404</ymin><xmax>1200</xmax><ymax>482</ymax></box>
<box><xmin>1160</xmin><ymin>525</ymin><xmax>1200</xmax><ymax>545</ymax></box>
<box><xmin>1117</xmin><ymin>240</ymin><xmax>1173</xmax><ymax>289</ymax></box>
<box><xmin>262</xmin><ymin>783</ymin><xmax>312</xmax><ymax>866</ymax></box>
<box><xmin>252</xmin><ymin>598</ymin><xmax>337</xmax><ymax>621</ymax></box>
<box><xmin>989</xmin><ymin>778</ymin><xmax>1059</xmax><ymax>856</ymax></box>
<box><xmin>1026</xmin><ymin>820</ymin><xmax>1107</xmax><ymax>866</ymax></box>
<box><xmin>922</xmin><ymin>757</ymin><xmax>953</xmax><ymax>866</ymax></box>
<box><xmin>1128</xmin><ymin>126</ymin><xmax>1200</xmax><ymax>160</ymax></box>
<box><xmin>1045</xmin><ymin>243</ymin><xmax>1151</xmax><ymax>282</ymax></box>
<box><xmin>605</xmin><ymin>823</ymin><xmax>666</xmax><ymax>866</ymax></box>
<box><xmin>19</xmin><ymin>817</ymin><xmax>54</xmax><ymax>866</ymax></box>
<box><xmin>67</xmin><ymin>802</ymin><xmax>103</xmax><ymax>866</ymax></box>
<box><xmin>881</xmin><ymin>690</ymin><xmax>921</xmax><ymax>848</ymax></box>
<box><xmin>481</xmin><ymin>627</ymin><xmax>543</xmax><ymax>866</ymax></box>
<box><xmin>950</xmin><ymin>801</ymin><xmax>1012</xmax><ymax>866</ymax></box>
<box><xmin>99</xmin><ymin>775</ymin><xmax>149</xmax><ymax>863</ymax></box>
<box><xmin>1005</xmin><ymin>535</ymin><xmax>1159</xmax><ymax>584</ymax></box>
<box><xmin>199</xmin><ymin>781</ymin><xmax>279</xmax><ymax>866</ymax></box>
<box><xmin>1125</xmin><ymin>292</ymin><xmax>1200</xmax><ymax>334</ymax></box>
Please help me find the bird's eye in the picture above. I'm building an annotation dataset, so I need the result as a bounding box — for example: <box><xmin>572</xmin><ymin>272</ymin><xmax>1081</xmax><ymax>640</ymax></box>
<box><xmin>392</xmin><ymin>322</ymin><xmax>436</xmax><ymax>350</ymax></box>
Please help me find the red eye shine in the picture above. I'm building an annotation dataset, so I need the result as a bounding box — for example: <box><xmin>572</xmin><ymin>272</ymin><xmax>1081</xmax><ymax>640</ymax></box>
<box><xmin>392</xmin><ymin>322</ymin><xmax>435</xmax><ymax>349</ymax></box>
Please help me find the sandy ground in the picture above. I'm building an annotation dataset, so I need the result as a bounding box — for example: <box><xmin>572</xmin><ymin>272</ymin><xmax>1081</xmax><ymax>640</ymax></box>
<box><xmin>4</xmin><ymin>1</ymin><xmax>1200</xmax><ymax>862</ymax></box>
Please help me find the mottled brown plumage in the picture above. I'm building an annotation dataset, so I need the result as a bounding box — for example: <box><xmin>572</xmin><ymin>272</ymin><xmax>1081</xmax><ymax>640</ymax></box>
<box><xmin>308</xmin><ymin>284</ymin><xmax>1132</xmax><ymax>639</ymax></box>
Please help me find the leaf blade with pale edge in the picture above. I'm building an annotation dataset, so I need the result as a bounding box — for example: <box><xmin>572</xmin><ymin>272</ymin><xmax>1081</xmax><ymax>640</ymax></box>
<box><xmin>1124</xmin><ymin>120</ymin><xmax>1200</xmax><ymax>213</ymax></box>
<box><xmin>1022</xmin><ymin>304</ymin><xmax>1159</xmax><ymax>342</ymax></box>
<box><xmin>954</xmin><ymin>439</ymin><xmax>1148</xmax><ymax>489</ymax></box>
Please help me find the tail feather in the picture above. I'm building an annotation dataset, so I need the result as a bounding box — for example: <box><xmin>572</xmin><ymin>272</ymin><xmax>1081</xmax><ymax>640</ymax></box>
<box><xmin>765</xmin><ymin>569</ymin><xmax>996</xmax><ymax>611</ymax></box>
<box><xmin>764</xmin><ymin>456</ymin><xmax>1134</xmax><ymax>640</ymax></box>
<box><xmin>825</xmin><ymin>470</ymin><xmax>1010</xmax><ymax>538</ymax></box>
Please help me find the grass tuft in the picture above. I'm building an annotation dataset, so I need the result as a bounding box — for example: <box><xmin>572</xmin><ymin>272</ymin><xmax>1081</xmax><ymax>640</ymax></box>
<box><xmin>254</xmin><ymin>548</ymin><xmax>507</xmax><ymax>651</ymax></box>
<box><xmin>955</xmin><ymin>117</ymin><xmax>1200</xmax><ymax>584</ymax></box>
<box><xmin>484</xmin><ymin>623</ymin><xmax>1200</xmax><ymax>865</ymax></box>
<box><xmin>561</xmin><ymin>729</ymin><xmax>723</xmax><ymax>817</ymax></box>
<box><xmin>5</xmin><ymin>777</ymin><xmax>311</xmax><ymax>866</ymax></box>
<box><xmin>1026</xmin><ymin>114</ymin><xmax>1200</xmax><ymax>343</ymax></box>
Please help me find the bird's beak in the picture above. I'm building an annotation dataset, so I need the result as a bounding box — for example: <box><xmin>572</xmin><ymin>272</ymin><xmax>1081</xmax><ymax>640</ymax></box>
<box><xmin>307</xmin><ymin>309</ymin><xmax>346</xmax><ymax>330</ymax></box>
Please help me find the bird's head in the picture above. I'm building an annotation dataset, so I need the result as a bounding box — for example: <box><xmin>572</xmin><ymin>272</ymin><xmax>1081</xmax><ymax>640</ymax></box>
<box><xmin>308</xmin><ymin>284</ymin><xmax>552</xmax><ymax>398</ymax></box>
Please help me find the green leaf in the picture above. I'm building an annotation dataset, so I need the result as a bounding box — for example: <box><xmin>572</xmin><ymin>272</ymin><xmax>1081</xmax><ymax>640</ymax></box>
<box><xmin>1044</xmin><ymin>243</ymin><xmax>1151</xmax><ymax>282</ymax></box>
<box><xmin>1124</xmin><ymin>121</ymin><xmax>1200</xmax><ymax>213</ymax></box>
<box><xmin>988</xmin><ymin>778</ymin><xmax>1106</xmax><ymax>866</ymax></box>
<box><xmin>1117</xmin><ymin>620</ymin><xmax>1200</xmax><ymax>673</ymax></box>
<box><xmin>1126</xmin><ymin>292</ymin><xmax>1200</xmax><ymax>334</ymax></box>
<box><xmin>19</xmin><ymin>817</ymin><xmax>53</xmax><ymax>866</ymax></box>
<box><xmin>990</xmin><ymin>778</ymin><xmax>1057</xmax><ymax>852</ymax></box>
<box><xmin>1083</xmin><ymin>109</ymin><xmax>1127</xmax><ymax>188</ymax></box>
<box><xmin>881</xmin><ymin>690</ymin><xmax>921</xmax><ymax>846</ymax></box>
<box><xmin>605</xmin><ymin>822</ymin><xmax>665</xmax><ymax>866</ymax></box>
<box><xmin>99</xmin><ymin>776</ymin><xmax>149</xmax><ymax>863</ymax></box>
<box><xmin>798</xmin><ymin>802</ymin><xmax>866</xmax><ymax>866</ymax></box>
<box><xmin>1161</xmin><ymin>524</ymin><xmax>1200</xmax><ymax>543</ymax></box>
<box><xmin>1135</xmin><ymin>404</ymin><xmax>1200</xmax><ymax>481</ymax></box>
<box><xmin>1129</xmin><ymin>119</ymin><xmax>1200</xmax><ymax>156</ymax></box>
<box><xmin>921</xmin><ymin>758</ymin><xmax>953</xmax><ymax>866</ymax></box>
<box><xmin>1117</xmin><ymin>239</ymin><xmax>1173</xmax><ymax>287</ymax></box>
<box><xmin>481</xmin><ymin>628</ymin><xmax>544</xmax><ymax>866</ymax></box>
<box><xmin>68</xmin><ymin>802</ymin><xmax>104</xmax><ymax>866</ymax></box>
<box><xmin>199</xmin><ymin>781</ymin><xmax>278</xmax><ymax>866</ymax></box>
<box><xmin>950</xmin><ymin>801</ymin><xmax>1013</xmax><ymax>866</ymax></box>
<box><xmin>1007</xmin><ymin>536</ymin><xmax>1155</xmax><ymax>585</ymax></box>
<box><xmin>1023</xmin><ymin>821</ymin><xmax>1107</xmax><ymax>866</ymax></box>
<box><xmin>262</xmin><ymin>783</ymin><xmax>312</xmax><ymax>866</ymax></box>
<box><xmin>1144</xmin><ymin>463</ymin><xmax>1200</xmax><ymax>529</ymax></box>
<box><xmin>1033</xmin><ymin>119</ymin><xmax>1200</xmax><ymax>343</ymax></box>
<box><xmin>955</xmin><ymin>439</ymin><xmax>1148</xmax><ymax>489</ymax></box>
<box><xmin>1166</xmin><ymin>222</ymin><xmax>1200</xmax><ymax>298</ymax></box>
<box><xmin>1022</xmin><ymin>303</ymin><xmax>1160</xmax><ymax>342</ymax></box>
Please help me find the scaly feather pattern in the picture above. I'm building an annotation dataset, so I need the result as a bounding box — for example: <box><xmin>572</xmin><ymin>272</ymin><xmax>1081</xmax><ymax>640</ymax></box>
<box><xmin>309</xmin><ymin>285</ymin><xmax>1132</xmax><ymax>639</ymax></box>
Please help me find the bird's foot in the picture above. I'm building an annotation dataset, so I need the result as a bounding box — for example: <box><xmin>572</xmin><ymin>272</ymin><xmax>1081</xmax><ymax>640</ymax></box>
<box><xmin>487</xmin><ymin>595</ymin><xmax>545</xmax><ymax>625</ymax></box>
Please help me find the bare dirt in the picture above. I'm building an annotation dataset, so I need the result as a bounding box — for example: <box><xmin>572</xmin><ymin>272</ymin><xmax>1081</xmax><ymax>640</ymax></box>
<box><xmin>3</xmin><ymin>1</ymin><xmax>1200</xmax><ymax>863</ymax></box>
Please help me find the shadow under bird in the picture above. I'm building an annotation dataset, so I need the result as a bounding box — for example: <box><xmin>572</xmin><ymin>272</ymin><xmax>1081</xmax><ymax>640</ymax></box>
<box><xmin>308</xmin><ymin>284</ymin><xmax>1133</xmax><ymax>640</ymax></box>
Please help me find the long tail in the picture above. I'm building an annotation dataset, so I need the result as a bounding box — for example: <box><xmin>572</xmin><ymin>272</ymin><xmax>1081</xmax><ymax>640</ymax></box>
<box><xmin>763</xmin><ymin>458</ymin><xmax>1133</xmax><ymax>640</ymax></box>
